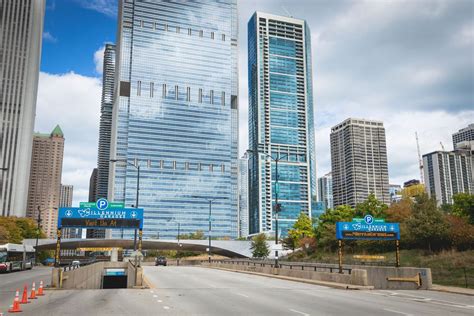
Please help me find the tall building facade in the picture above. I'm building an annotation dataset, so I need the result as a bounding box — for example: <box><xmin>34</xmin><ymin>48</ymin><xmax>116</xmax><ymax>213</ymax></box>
<box><xmin>59</xmin><ymin>184</ymin><xmax>73</xmax><ymax>207</ymax></box>
<box><xmin>0</xmin><ymin>0</ymin><xmax>45</xmax><ymax>217</ymax></box>
<box><xmin>317</xmin><ymin>172</ymin><xmax>333</xmax><ymax>211</ymax></box>
<box><xmin>248</xmin><ymin>12</ymin><xmax>316</xmax><ymax>236</ymax></box>
<box><xmin>423</xmin><ymin>151</ymin><xmax>473</xmax><ymax>205</ymax></box>
<box><xmin>238</xmin><ymin>153</ymin><xmax>249</xmax><ymax>238</ymax></box>
<box><xmin>26</xmin><ymin>126</ymin><xmax>64</xmax><ymax>238</ymax></box>
<box><xmin>109</xmin><ymin>0</ymin><xmax>239</xmax><ymax>238</ymax></box>
<box><xmin>330</xmin><ymin>118</ymin><xmax>390</xmax><ymax>208</ymax></box>
<box><xmin>97</xmin><ymin>44</ymin><xmax>116</xmax><ymax>200</ymax></box>
<box><xmin>88</xmin><ymin>168</ymin><xmax>98</xmax><ymax>203</ymax></box>
<box><xmin>453</xmin><ymin>124</ymin><xmax>473</xmax><ymax>149</ymax></box>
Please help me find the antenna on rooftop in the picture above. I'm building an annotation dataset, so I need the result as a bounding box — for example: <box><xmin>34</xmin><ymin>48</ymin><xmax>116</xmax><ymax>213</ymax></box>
<box><xmin>415</xmin><ymin>132</ymin><xmax>424</xmax><ymax>184</ymax></box>
<box><xmin>281</xmin><ymin>5</ymin><xmax>293</xmax><ymax>18</ymax></box>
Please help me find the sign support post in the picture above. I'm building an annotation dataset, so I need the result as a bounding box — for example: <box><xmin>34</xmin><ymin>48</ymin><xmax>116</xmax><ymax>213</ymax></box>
<box><xmin>138</xmin><ymin>229</ymin><xmax>143</xmax><ymax>253</ymax></box>
<box><xmin>395</xmin><ymin>240</ymin><xmax>400</xmax><ymax>268</ymax></box>
<box><xmin>54</xmin><ymin>228</ymin><xmax>61</xmax><ymax>267</ymax></box>
<box><xmin>338</xmin><ymin>239</ymin><xmax>343</xmax><ymax>274</ymax></box>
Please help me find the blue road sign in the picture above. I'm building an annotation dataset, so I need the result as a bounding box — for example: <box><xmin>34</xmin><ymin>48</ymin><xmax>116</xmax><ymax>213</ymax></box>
<box><xmin>336</xmin><ymin>219</ymin><xmax>400</xmax><ymax>240</ymax></box>
<box><xmin>58</xmin><ymin>207</ymin><xmax>144</xmax><ymax>229</ymax></box>
<box><xmin>96</xmin><ymin>198</ymin><xmax>109</xmax><ymax>210</ymax></box>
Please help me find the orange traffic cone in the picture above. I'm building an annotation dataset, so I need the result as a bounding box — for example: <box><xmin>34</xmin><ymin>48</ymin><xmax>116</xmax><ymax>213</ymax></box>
<box><xmin>8</xmin><ymin>289</ymin><xmax>22</xmax><ymax>313</ymax></box>
<box><xmin>20</xmin><ymin>285</ymin><xmax>30</xmax><ymax>304</ymax></box>
<box><xmin>37</xmin><ymin>281</ymin><xmax>44</xmax><ymax>296</ymax></box>
<box><xmin>29</xmin><ymin>282</ymin><xmax>37</xmax><ymax>300</ymax></box>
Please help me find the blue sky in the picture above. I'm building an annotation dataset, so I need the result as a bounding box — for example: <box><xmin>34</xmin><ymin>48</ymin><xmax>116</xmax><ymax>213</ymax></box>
<box><xmin>41</xmin><ymin>0</ymin><xmax>116</xmax><ymax>76</ymax></box>
<box><xmin>35</xmin><ymin>0</ymin><xmax>474</xmax><ymax>205</ymax></box>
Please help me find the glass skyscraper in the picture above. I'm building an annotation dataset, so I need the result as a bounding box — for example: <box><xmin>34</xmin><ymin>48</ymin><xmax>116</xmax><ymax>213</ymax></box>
<box><xmin>248</xmin><ymin>12</ymin><xmax>316</xmax><ymax>236</ymax></box>
<box><xmin>110</xmin><ymin>0</ymin><xmax>239</xmax><ymax>239</ymax></box>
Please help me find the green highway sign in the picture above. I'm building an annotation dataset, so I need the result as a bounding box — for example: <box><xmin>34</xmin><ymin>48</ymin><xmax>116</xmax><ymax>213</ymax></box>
<box><xmin>79</xmin><ymin>201</ymin><xmax>125</xmax><ymax>209</ymax></box>
<box><xmin>353</xmin><ymin>217</ymin><xmax>385</xmax><ymax>223</ymax></box>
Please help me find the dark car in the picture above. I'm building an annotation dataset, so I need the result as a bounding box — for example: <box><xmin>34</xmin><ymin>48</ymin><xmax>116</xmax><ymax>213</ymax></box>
<box><xmin>155</xmin><ymin>256</ymin><xmax>167</xmax><ymax>266</ymax></box>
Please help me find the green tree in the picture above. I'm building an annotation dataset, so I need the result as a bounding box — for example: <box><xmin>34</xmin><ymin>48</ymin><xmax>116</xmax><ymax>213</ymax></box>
<box><xmin>452</xmin><ymin>193</ymin><xmax>474</xmax><ymax>224</ymax></box>
<box><xmin>406</xmin><ymin>194</ymin><xmax>450</xmax><ymax>252</ymax></box>
<box><xmin>354</xmin><ymin>193</ymin><xmax>388</xmax><ymax>218</ymax></box>
<box><xmin>288</xmin><ymin>212</ymin><xmax>314</xmax><ymax>245</ymax></box>
<box><xmin>314</xmin><ymin>205</ymin><xmax>354</xmax><ymax>251</ymax></box>
<box><xmin>250</xmin><ymin>233</ymin><xmax>270</xmax><ymax>258</ymax></box>
<box><xmin>179</xmin><ymin>230</ymin><xmax>205</xmax><ymax>240</ymax></box>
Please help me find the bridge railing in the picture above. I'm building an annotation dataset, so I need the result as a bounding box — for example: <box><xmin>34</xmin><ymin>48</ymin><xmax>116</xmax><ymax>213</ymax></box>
<box><xmin>205</xmin><ymin>259</ymin><xmax>352</xmax><ymax>275</ymax></box>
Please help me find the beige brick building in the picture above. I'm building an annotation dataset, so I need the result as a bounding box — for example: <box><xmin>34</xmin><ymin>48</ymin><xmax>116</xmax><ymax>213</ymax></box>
<box><xmin>26</xmin><ymin>125</ymin><xmax>64</xmax><ymax>238</ymax></box>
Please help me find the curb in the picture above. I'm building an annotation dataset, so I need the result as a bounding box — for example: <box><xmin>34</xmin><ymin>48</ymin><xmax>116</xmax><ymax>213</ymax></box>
<box><xmin>142</xmin><ymin>275</ymin><xmax>154</xmax><ymax>289</ymax></box>
<box><xmin>204</xmin><ymin>266</ymin><xmax>374</xmax><ymax>290</ymax></box>
<box><xmin>430</xmin><ymin>285</ymin><xmax>474</xmax><ymax>297</ymax></box>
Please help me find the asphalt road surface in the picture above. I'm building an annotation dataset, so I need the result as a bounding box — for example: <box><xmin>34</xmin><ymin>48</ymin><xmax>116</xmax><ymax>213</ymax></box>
<box><xmin>2</xmin><ymin>266</ymin><xmax>473</xmax><ymax>315</ymax></box>
<box><xmin>0</xmin><ymin>267</ymin><xmax>51</xmax><ymax>313</ymax></box>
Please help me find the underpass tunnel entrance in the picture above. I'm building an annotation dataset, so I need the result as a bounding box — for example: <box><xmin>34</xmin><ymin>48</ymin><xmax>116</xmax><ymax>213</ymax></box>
<box><xmin>102</xmin><ymin>268</ymin><xmax>127</xmax><ymax>289</ymax></box>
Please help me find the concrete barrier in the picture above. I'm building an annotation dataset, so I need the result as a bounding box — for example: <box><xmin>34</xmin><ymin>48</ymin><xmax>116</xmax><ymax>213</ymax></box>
<box><xmin>201</xmin><ymin>262</ymin><xmax>431</xmax><ymax>289</ymax></box>
<box><xmin>51</xmin><ymin>261</ymin><xmax>143</xmax><ymax>289</ymax></box>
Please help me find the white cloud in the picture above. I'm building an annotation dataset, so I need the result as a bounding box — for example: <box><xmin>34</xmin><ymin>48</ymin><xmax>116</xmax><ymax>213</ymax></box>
<box><xmin>75</xmin><ymin>0</ymin><xmax>117</xmax><ymax>17</ymax></box>
<box><xmin>35</xmin><ymin>72</ymin><xmax>101</xmax><ymax>205</ymax></box>
<box><xmin>42</xmin><ymin>31</ymin><xmax>57</xmax><ymax>43</ymax></box>
<box><xmin>94</xmin><ymin>46</ymin><xmax>105</xmax><ymax>75</ymax></box>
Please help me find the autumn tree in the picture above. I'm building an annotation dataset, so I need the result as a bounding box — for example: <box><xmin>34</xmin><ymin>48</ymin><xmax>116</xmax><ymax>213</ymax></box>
<box><xmin>250</xmin><ymin>233</ymin><xmax>270</xmax><ymax>258</ymax></box>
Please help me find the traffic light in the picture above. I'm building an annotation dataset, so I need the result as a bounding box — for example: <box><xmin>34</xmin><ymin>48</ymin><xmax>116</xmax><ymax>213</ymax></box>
<box><xmin>274</xmin><ymin>203</ymin><xmax>282</xmax><ymax>213</ymax></box>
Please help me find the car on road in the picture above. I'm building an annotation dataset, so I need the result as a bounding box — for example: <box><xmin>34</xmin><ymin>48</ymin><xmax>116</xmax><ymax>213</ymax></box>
<box><xmin>72</xmin><ymin>260</ymin><xmax>80</xmax><ymax>266</ymax></box>
<box><xmin>155</xmin><ymin>256</ymin><xmax>167</xmax><ymax>266</ymax></box>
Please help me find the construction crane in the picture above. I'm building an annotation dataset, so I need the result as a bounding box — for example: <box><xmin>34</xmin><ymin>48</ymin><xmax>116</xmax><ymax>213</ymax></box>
<box><xmin>415</xmin><ymin>132</ymin><xmax>424</xmax><ymax>184</ymax></box>
<box><xmin>440</xmin><ymin>141</ymin><xmax>446</xmax><ymax>151</ymax></box>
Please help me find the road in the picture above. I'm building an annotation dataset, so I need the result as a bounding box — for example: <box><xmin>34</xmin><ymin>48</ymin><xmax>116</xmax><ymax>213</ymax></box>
<box><xmin>0</xmin><ymin>267</ymin><xmax>51</xmax><ymax>313</ymax></box>
<box><xmin>2</xmin><ymin>266</ymin><xmax>473</xmax><ymax>315</ymax></box>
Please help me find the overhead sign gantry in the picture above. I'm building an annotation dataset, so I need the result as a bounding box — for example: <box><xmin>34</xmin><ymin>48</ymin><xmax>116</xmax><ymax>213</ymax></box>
<box><xmin>56</xmin><ymin>198</ymin><xmax>143</xmax><ymax>266</ymax></box>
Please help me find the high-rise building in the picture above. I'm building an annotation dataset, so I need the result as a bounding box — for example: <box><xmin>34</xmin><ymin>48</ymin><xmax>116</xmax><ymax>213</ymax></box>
<box><xmin>97</xmin><ymin>44</ymin><xmax>116</xmax><ymax>200</ymax></box>
<box><xmin>26</xmin><ymin>126</ymin><xmax>64</xmax><ymax>238</ymax></box>
<box><xmin>330</xmin><ymin>118</ymin><xmax>390</xmax><ymax>208</ymax></box>
<box><xmin>109</xmin><ymin>0</ymin><xmax>239</xmax><ymax>238</ymax></box>
<box><xmin>453</xmin><ymin>124</ymin><xmax>474</xmax><ymax>149</ymax></box>
<box><xmin>0</xmin><ymin>0</ymin><xmax>46</xmax><ymax>217</ymax></box>
<box><xmin>238</xmin><ymin>153</ymin><xmax>249</xmax><ymax>238</ymax></box>
<box><xmin>423</xmin><ymin>151</ymin><xmax>473</xmax><ymax>205</ymax></box>
<box><xmin>59</xmin><ymin>184</ymin><xmax>81</xmax><ymax>239</ymax></box>
<box><xmin>318</xmin><ymin>172</ymin><xmax>333</xmax><ymax>211</ymax></box>
<box><xmin>389</xmin><ymin>184</ymin><xmax>402</xmax><ymax>202</ymax></box>
<box><xmin>59</xmin><ymin>184</ymin><xmax>73</xmax><ymax>207</ymax></box>
<box><xmin>248</xmin><ymin>12</ymin><xmax>316</xmax><ymax>236</ymax></box>
<box><xmin>88</xmin><ymin>168</ymin><xmax>98</xmax><ymax>203</ymax></box>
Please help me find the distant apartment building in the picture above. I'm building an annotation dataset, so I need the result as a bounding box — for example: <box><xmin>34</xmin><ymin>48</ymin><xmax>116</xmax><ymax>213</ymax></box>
<box><xmin>0</xmin><ymin>0</ymin><xmax>46</xmax><ymax>217</ymax></box>
<box><xmin>317</xmin><ymin>172</ymin><xmax>333</xmax><ymax>210</ymax></box>
<box><xmin>97</xmin><ymin>44</ymin><xmax>116</xmax><ymax>200</ymax></box>
<box><xmin>248</xmin><ymin>12</ymin><xmax>316</xmax><ymax>236</ymax></box>
<box><xmin>26</xmin><ymin>126</ymin><xmax>64</xmax><ymax>238</ymax></box>
<box><xmin>89</xmin><ymin>168</ymin><xmax>98</xmax><ymax>203</ymax></box>
<box><xmin>330</xmin><ymin>118</ymin><xmax>390</xmax><ymax>208</ymax></box>
<box><xmin>453</xmin><ymin>124</ymin><xmax>474</xmax><ymax>149</ymax></box>
<box><xmin>59</xmin><ymin>185</ymin><xmax>73</xmax><ymax>207</ymax></box>
<box><xmin>238</xmin><ymin>153</ymin><xmax>249</xmax><ymax>238</ymax></box>
<box><xmin>423</xmin><ymin>151</ymin><xmax>473</xmax><ymax>205</ymax></box>
<box><xmin>389</xmin><ymin>184</ymin><xmax>402</xmax><ymax>203</ymax></box>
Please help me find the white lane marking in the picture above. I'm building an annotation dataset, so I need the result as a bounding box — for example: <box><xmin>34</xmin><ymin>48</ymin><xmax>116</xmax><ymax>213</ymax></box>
<box><xmin>153</xmin><ymin>295</ymin><xmax>158</xmax><ymax>298</ymax></box>
<box><xmin>383</xmin><ymin>308</ymin><xmax>413</xmax><ymax>316</ymax></box>
<box><xmin>157</xmin><ymin>300</ymin><xmax>163</xmax><ymax>303</ymax></box>
<box><xmin>236</xmin><ymin>293</ymin><xmax>249</xmax><ymax>298</ymax></box>
<box><xmin>289</xmin><ymin>309</ymin><xmax>310</xmax><ymax>316</ymax></box>
<box><xmin>163</xmin><ymin>306</ymin><xmax>170</xmax><ymax>310</ymax></box>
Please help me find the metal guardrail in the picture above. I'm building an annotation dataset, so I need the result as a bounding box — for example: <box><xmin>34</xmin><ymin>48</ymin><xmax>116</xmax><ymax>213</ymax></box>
<box><xmin>205</xmin><ymin>259</ymin><xmax>353</xmax><ymax>274</ymax></box>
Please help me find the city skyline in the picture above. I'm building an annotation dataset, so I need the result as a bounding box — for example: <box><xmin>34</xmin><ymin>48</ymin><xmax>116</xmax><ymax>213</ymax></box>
<box><xmin>33</xmin><ymin>0</ymin><xmax>473</xmax><ymax>205</ymax></box>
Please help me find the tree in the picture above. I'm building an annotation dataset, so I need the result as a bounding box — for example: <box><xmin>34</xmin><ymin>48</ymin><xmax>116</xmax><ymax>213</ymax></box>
<box><xmin>445</xmin><ymin>215</ymin><xmax>474</xmax><ymax>251</ymax></box>
<box><xmin>386</xmin><ymin>198</ymin><xmax>412</xmax><ymax>222</ymax></box>
<box><xmin>288</xmin><ymin>212</ymin><xmax>314</xmax><ymax>246</ymax></box>
<box><xmin>452</xmin><ymin>193</ymin><xmax>474</xmax><ymax>224</ymax></box>
<box><xmin>250</xmin><ymin>233</ymin><xmax>270</xmax><ymax>258</ymax></box>
<box><xmin>179</xmin><ymin>230</ymin><xmax>205</xmax><ymax>240</ymax></box>
<box><xmin>314</xmin><ymin>205</ymin><xmax>354</xmax><ymax>251</ymax></box>
<box><xmin>406</xmin><ymin>193</ymin><xmax>450</xmax><ymax>251</ymax></box>
<box><xmin>354</xmin><ymin>193</ymin><xmax>388</xmax><ymax>218</ymax></box>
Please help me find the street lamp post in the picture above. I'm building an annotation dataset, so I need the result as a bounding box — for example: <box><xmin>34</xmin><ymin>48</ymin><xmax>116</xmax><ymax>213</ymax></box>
<box><xmin>35</xmin><ymin>206</ymin><xmax>57</xmax><ymax>264</ymax></box>
<box><xmin>168</xmin><ymin>219</ymin><xmax>181</xmax><ymax>265</ymax></box>
<box><xmin>247</xmin><ymin>149</ymin><xmax>288</xmax><ymax>268</ymax></box>
<box><xmin>110</xmin><ymin>159</ymin><xmax>143</xmax><ymax>251</ymax></box>
<box><xmin>192</xmin><ymin>196</ymin><xmax>228</xmax><ymax>263</ymax></box>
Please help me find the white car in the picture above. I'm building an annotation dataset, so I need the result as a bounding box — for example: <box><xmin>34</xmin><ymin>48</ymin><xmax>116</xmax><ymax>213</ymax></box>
<box><xmin>72</xmin><ymin>260</ymin><xmax>80</xmax><ymax>266</ymax></box>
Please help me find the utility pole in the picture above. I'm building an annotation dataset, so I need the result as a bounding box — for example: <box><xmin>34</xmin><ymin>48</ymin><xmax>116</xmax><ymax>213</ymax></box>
<box><xmin>35</xmin><ymin>206</ymin><xmax>42</xmax><ymax>264</ymax></box>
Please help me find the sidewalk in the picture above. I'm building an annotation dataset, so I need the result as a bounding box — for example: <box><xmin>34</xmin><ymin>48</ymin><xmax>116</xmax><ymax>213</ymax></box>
<box><xmin>430</xmin><ymin>284</ymin><xmax>474</xmax><ymax>296</ymax></box>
